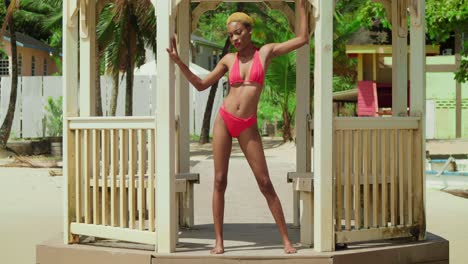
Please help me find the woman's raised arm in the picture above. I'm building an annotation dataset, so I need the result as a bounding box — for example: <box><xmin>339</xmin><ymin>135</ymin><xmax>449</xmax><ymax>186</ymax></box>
<box><xmin>167</xmin><ymin>37</ymin><xmax>229</xmax><ymax>91</ymax></box>
<box><xmin>262</xmin><ymin>0</ymin><xmax>309</xmax><ymax>59</ymax></box>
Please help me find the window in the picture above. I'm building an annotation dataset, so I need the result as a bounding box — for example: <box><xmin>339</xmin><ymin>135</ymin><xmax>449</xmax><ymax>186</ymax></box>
<box><xmin>0</xmin><ymin>59</ymin><xmax>9</xmax><ymax>76</ymax></box>
<box><xmin>31</xmin><ymin>56</ymin><xmax>36</xmax><ymax>76</ymax></box>
<box><xmin>0</xmin><ymin>52</ymin><xmax>9</xmax><ymax>76</ymax></box>
<box><xmin>43</xmin><ymin>58</ymin><xmax>48</xmax><ymax>75</ymax></box>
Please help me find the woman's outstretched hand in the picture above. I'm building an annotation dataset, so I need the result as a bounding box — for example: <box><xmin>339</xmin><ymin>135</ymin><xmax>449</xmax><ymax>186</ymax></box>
<box><xmin>166</xmin><ymin>36</ymin><xmax>180</xmax><ymax>63</ymax></box>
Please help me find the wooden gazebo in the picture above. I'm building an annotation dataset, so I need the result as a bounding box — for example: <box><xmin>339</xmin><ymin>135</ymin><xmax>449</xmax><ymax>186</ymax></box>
<box><xmin>62</xmin><ymin>0</ymin><xmax>428</xmax><ymax>254</ymax></box>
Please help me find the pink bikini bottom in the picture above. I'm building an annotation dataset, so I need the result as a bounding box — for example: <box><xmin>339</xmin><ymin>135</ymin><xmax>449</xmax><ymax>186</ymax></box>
<box><xmin>219</xmin><ymin>104</ymin><xmax>257</xmax><ymax>138</ymax></box>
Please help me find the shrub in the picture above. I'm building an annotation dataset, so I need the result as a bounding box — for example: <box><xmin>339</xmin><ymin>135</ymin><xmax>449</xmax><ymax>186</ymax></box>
<box><xmin>44</xmin><ymin>96</ymin><xmax>63</xmax><ymax>137</ymax></box>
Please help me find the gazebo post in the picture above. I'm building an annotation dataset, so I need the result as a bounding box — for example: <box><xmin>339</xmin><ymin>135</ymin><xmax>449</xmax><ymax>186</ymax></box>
<box><xmin>155</xmin><ymin>0</ymin><xmax>177</xmax><ymax>253</ymax></box>
<box><xmin>79</xmin><ymin>0</ymin><xmax>97</xmax><ymax>117</ymax></box>
<box><xmin>78</xmin><ymin>0</ymin><xmax>97</xmax><ymax>228</ymax></box>
<box><xmin>63</xmin><ymin>0</ymin><xmax>79</xmax><ymax>244</ymax></box>
<box><xmin>176</xmin><ymin>0</ymin><xmax>195</xmax><ymax>228</ymax></box>
<box><xmin>409</xmin><ymin>0</ymin><xmax>426</xmax><ymax>240</ymax></box>
<box><xmin>391</xmin><ymin>0</ymin><xmax>408</xmax><ymax>116</ymax></box>
<box><xmin>296</xmin><ymin>0</ymin><xmax>313</xmax><ymax>246</ymax></box>
<box><xmin>313</xmin><ymin>0</ymin><xmax>334</xmax><ymax>252</ymax></box>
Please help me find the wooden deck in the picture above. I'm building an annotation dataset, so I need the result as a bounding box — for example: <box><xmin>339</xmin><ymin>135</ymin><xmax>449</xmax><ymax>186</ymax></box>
<box><xmin>37</xmin><ymin>228</ymin><xmax>448</xmax><ymax>264</ymax></box>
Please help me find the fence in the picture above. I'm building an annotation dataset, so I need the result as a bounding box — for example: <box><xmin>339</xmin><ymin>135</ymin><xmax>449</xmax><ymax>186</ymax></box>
<box><xmin>0</xmin><ymin>76</ymin><xmax>224</xmax><ymax>138</ymax></box>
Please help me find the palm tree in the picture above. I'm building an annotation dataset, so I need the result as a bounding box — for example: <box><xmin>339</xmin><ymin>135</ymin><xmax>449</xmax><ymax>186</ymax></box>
<box><xmin>0</xmin><ymin>0</ymin><xmax>19</xmax><ymax>147</ymax></box>
<box><xmin>98</xmin><ymin>0</ymin><xmax>156</xmax><ymax>116</ymax></box>
<box><xmin>265</xmin><ymin>49</ymin><xmax>297</xmax><ymax>142</ymax></box>
<box><xmin>23</xmin><ymin>0</ymin><xmax>105</xmax><ymax>116</ymax></box>
<box><xmin>21</xmin><ymin>0</ymin><xmax>158</xmax><ymax>117</ymax></box>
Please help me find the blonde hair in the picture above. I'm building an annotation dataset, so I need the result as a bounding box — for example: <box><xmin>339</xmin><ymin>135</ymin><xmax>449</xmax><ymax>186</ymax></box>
<box><xmin>226</xmin><ymin>12</ymin><xmax>253</xmax><ymax>27</ymax></box>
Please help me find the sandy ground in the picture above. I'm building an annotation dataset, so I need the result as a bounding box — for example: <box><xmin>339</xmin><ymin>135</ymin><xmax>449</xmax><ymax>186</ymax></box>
<box><xmin>0</xmin><ymin>138</ymin><xmax>467</xmax><ymax>263</ymax></box>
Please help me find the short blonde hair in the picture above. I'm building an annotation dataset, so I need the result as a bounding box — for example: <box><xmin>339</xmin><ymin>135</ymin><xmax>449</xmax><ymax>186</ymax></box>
<box><xmin>226</xmin><ymin>12</ymin><xmax>253</xmax><ymax>27</ymax></box>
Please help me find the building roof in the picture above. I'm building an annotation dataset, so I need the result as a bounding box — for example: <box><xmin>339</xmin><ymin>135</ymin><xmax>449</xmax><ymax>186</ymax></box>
<box><xmin>191</xmin><ymin>34</ymin><xmax>223</xmax><ymax>49</ymax></box>
<box><xmin>135</xmin><ymin>60</ymin><xmax>210</xmax><ymax>77</ymax></box>
<box><xmin>3</xmin><ymin>32</ymin><xmax>55</xmax><ymax>53</ymax></box>
<box><xmin>346</xmin><ymin>44</ymin><xmax>440</xmax><ymax>55</ymax></box>
<box><xmin>333</xmin><ymin>88</ymin><xmax>358</xmax><ymax>102</ymax></box>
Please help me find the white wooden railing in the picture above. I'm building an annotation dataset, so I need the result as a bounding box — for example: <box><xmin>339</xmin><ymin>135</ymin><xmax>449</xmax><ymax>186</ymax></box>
<box><xmin>333</xmin><ymin>117</ymin><xmax>424</xmax><ymax>243</ymax></box>
<box><xmin>67</xmin><ymin>117</ymin><xmax>157</xmax><ymax>244</ymax></box>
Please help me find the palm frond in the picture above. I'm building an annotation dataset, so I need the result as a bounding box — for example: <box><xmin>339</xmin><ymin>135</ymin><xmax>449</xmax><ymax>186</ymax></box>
<box><xmin>18</xmin><ymin>0</ymin><xmax>54</xmax><ymax>14</ymax></box>
<box><xmin>43</xmin><ymin>8</ymin><xmax>62</xmax><ymax>31</ymax></box>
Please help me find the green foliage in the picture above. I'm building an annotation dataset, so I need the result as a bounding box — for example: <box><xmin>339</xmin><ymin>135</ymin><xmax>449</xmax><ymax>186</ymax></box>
<box><xmin>426</xmin><ymin>0</ymin><xmax>468</xmax><ymax>43</ymax></box>
<box><xmin>0</xmin><ymin>46</ymin><xmax>7</xmax><ymax>58</ymax></box>
<box><xmin>44</xmin><ymin>96</ymin><xmax>63</xmax><ymax>137</ymax></box>
<box><xmin>333</xmin><ymin>75</ymin><xmax>356</xmax><ymax>92</ymax></box>
<box><xmin>257</xmin><ymin>92</ymin><xmax>283</xmax><ymax>131</ymax></box>
<box><xmin>340</xmin><ymin>103</ymin><xmax>357</xmax><ymax>117</ymax></box>
<box><xmin>0</xmin><ymin>0</ymin><xmax>60</xmax><ymax>46</ymax></box>
<box><xmin>196</xmin><ymin>3</ymin><xmax>234</xmax><ymax>45</ymax></box>
<box><xmin>426</xmin><ymin>0</ymin><xmax>468</xmax><ymax>84</ymax></box>
<box><xmin>333</xmin><ymin>0</ymin><xmax>389</xmax><ymax>80</ymax></box>
<box><xmin>455</xmin><ymin>41</ymin><xmax>468</xmax><ymax>84</ymax></box>
<box><xmin>196</xmin><ymin>3</ymin><xmax>291</xmax><ymax>47</ymax></box>
<box><xmin>353</xmin><ymin>1</ymin><xmax>391</xmax><ymax>29</ymax></box>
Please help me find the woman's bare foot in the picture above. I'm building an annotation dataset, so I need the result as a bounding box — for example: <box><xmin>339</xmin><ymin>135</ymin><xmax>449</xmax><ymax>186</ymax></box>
<box><xmin>284</xmin><ymin>241</ymin><xmax>297</xmax><ymax>254</ymax></box>
<box><xmin>210</xmin><ymin>242</ymin><xmax>224</xmax><ymax>254</ymax></box>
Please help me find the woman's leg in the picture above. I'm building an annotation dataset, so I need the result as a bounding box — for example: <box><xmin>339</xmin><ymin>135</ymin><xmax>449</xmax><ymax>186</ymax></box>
<box><xmin>211</xmin><ymin>114</ymin><xmax>232</xmax><ymax>254</ymax></box>
<box><xmin>237</xmin><ymin>124</ymin><xmax>297</xmax><ymax>254</ymax></box>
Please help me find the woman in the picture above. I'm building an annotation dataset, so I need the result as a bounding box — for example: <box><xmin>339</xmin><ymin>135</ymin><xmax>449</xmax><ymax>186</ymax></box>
<box><xmin>167</xmin><ymin>0</ymin><xmax>308</xmax><ymax>254</ymax></box>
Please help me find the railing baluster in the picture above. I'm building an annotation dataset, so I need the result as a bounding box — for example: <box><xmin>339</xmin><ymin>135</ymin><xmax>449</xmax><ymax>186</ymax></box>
<box><xmin>381</xmin><ymin>129</ymin><xmax>388</xmax><ymax>227</ymax></box>
<box><xmin>372</xmin><ymin>129</ymin><xmax>378</xmax><ymax>227</ymax></box>
<box><xmin>84</xmin><ymin>129</ymin><xmax>91</xmax><ymax>224</ymax></box>
<box><xmin>336</xmin><ymin>130</ymin><xmax>343</xmax><ymax>232</ymax></box>
<box><xmin>148</xmin><ymin>129</ymin><xmax>156</xmax><ymax>232</ymax></box>
<box><xmin>363</xmin><ymin>130</ymin><xmax>370</xmax><ymax>229</ymax></box>
<box><xmin>129</xmin><ymin>129</ymin><xmax>136</xmax><ymax>229</ymax></box>
<box><xmin>354</xmin><ymin>130</ymin><xmax>361</xmax><ymax>229</ymax></box>
<box><xmin>138</xmin><ymin>129</ymin><xmax>146</xmax><ymax>230</ymax></box>
<box><xmin>92</xmin><ymin>129</ymin><xmax>100</xmax><ymax>225</ymax></box>
<box><xmin>399</xmin><ymin>129</ymin><xmax>405</xmax><ymax>226</ymax></box>
<box><xmin>408</xmin><ymin>129</ymin><xmax>413</xmax><ymax>225</ymax></box>
<box><xmin>110</xmin><ymin>129</ymin><xmax>118</xmax><ymax>227</ymax></box>
<box><xmin>101</xmin><ymin>130</ymin><xmax>109</xmax><ymax>226</ymax></box>
<box><xmin>119</xmin><ymin>129</ymin><xmax>128</xmax><ymax>228</ymax></box>
<box><xmin>415</xmin><ymin>126</ymin><xmax>423</xmax><ymax>233</ymax></box>
<box><xmin>390</xmin><ymin>130</ymin><xmax>397</xmax><ymax>226</ymax></box>
<box><xmin>75</xmin><ymin>130</ymin><xmax>82</xmax><ymax>223</ymax></box>
<box><xmin>345</xmin><ymin>130</ymin><xmax>352</xmax><ymax>231</ymax></box>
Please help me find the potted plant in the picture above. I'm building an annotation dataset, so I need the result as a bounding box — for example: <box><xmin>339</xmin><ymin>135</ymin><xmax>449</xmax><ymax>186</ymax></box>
<box><xmin>44</xmin><ymin>96</ymin><xmax>63</xmax><ymax>156</ymax></box>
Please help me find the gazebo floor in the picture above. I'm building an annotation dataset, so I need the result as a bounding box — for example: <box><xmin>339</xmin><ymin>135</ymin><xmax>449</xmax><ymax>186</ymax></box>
<box><xmin>36</xmin><ymin>225</ymin><xmax>448</xmax><ymax>264</ymax></box>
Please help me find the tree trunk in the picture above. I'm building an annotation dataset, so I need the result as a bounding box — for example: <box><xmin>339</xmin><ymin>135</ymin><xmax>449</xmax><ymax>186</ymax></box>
<box><xmin>199</xmin><ymin>37</ymin><xmax>231</xmax><ymax>144</ymax></box>
<box><xmin>0</xmin><ymin>17</ymin><xmax>18</xmax><ymax>147</ymax></box>
<box><xmin>282</xmin><ymin>106</ymin><xmax>293</xmax><ymax>142</ymax></box>
<box><xmin>125</xmin><ymin>59</ymin><xmax>133</xmax><ymax>116</ymax></box>
<box><xmin>124</xmin><ymin>7</ymin><xmax>134</xmax><ymax>116</ymax></box>
<box><xmin>125</xmin><ymin>68</ymin><xmax>133</xmax><ymax>116</ymax></box>
<box><xmin>110</xmin><ymin>72</ymin><xmax>119</xmax><ymax>116</ymax></box>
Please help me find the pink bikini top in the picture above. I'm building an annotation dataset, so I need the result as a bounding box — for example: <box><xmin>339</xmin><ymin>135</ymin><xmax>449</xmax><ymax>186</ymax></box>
<box><xmin>229</xmin><ymin>50</ymin><xmax>265</xmax><ymax>86</ymax></box>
